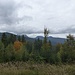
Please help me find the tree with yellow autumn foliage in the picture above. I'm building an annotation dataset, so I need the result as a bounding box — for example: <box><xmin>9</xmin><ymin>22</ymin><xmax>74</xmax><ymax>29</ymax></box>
<box><xmin>14</xmin><ymin>41</ymin><xmax>22</xmax><ymax>51</ymax></box>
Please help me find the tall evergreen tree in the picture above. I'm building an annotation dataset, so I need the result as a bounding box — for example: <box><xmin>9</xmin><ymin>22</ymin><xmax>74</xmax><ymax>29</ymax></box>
<box><xmin>0</xmin><ymin>41</ymin><xmax>4</xmax><ymax>62</ymax></box>
<box><xmin>22</xmin><ymin>35</ymin><xmax>25</xmax><ymax>42</ymax></box>
<box><xmin>44</xmin><ymin>28</ymin><xmax>49</xmax><ymax>44</ymax></box>
<box><xmin>6</xmin><ymin>44</ymin><xmax>15</xmax><ymax>61</ymax></box>
<box><xmin>13</xmin><ymin>35</ymin><xmax>17</xmax><ymax>42</ymax></box>
<box><xmin>34</xmin><ymin>38</ymin><xmax>42</xmax><ymax>54</ymax></box>
<box><xmin>1</xmin><ymin>33</ymin><xmax>7</xmax><ymax>47</ymax></box>
<box><xmin>18</xmin><ymin>35</ymin><xmax>21</xmax><ymax>41</ymax></box>
<box><xmin>41</xmin><ymin>28</ymin><xmax>51</xmax><ymax>62</ymax></box>
<box><xmin>62</xmin><ymin>34</ymin><xmax>75</xmax><ymax>63</ymax></box>
<box><xmin>8</xmin><ymin>34</ymin><xmax>17</xmax><ymax>44</ymax></box>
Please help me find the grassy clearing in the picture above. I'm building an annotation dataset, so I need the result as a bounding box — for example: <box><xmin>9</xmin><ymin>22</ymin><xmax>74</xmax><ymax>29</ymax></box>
<box><xmin>0</xmin><ymin>62</ymin><xmax>75</xmax><ymax>75</ymax></box>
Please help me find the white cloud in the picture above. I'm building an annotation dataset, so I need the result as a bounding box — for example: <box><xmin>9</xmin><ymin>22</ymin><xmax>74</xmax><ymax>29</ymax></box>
<box><xmin>0</xmin><ymin>0</ymin><xmax>75</xmax><ymax>37</ymax></box>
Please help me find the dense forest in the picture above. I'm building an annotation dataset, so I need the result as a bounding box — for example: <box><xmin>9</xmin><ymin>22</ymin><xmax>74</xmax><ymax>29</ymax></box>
<box><xmin>0</xmin><ymin>28</ymin><xmax>75</xmax><ymax>64</ymax></box>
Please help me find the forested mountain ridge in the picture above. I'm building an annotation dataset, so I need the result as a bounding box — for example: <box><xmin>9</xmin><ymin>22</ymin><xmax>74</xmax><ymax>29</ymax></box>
<box><xmin>0</xmin><ymin>29</ymin><xmax>75</xmax><ymax>64</ymax></box>
<box><xmin>36</xmin><ymin>36</ymin><xmax>66</xmax><ymax>45</ymax></box>
<box><xmin>0</xmin><ymin>32</ymin><xmax>66</xmax><ymax>45</ymax></box>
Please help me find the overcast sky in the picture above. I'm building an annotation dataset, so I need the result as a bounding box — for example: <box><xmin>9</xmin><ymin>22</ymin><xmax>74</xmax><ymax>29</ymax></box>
<box><xmin>0</xmin><ymin>0</ymin><xmax>75</xmax><ymax>38</ymax></box>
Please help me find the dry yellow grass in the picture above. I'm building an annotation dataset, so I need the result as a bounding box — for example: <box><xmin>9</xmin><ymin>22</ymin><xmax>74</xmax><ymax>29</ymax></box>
<box><xmin>0</xmin><ymin>62</ymin><xmax>75</xmax><ymax>75</ymax></box>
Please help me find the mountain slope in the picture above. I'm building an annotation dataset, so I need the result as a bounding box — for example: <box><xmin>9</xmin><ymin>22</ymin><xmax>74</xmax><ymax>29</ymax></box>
<box><xmin>36</xmin><ymin>36</ymin><xmax>66</xmax><ymax>45</ymax></box>
<box><xmin>0</xmin><ymin>32</ymin><xmax>66</xmax><ymax>45</ymax></box>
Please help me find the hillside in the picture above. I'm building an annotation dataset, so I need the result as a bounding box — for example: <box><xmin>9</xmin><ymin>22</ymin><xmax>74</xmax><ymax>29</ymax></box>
<box><xmin>0</xmin><ymin>32</ymin><xmax>66</xmax><ymax>45</ymax></box>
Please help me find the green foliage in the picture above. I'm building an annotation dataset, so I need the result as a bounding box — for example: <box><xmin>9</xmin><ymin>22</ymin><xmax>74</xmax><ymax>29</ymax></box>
<box><xmin>25</xmin><ymin>42</ymin><xmax>32</xmax><ymax>54</ymax></box>
<box><xmin>62</xmin><ymin>34</ymin><xmax>75</xmax><ymax>63</ymax></box>
<box><xmin>33</xmin><ymin>38</ymin><xmax>42</xmax><ymax>54</ymax></box>
<box><xmin>6</xmin><ymin>44</ymin><xmax>15</xmax><ymax>61</ymax></box>
<box><xmin>18</xmin><ymin>35</ymin><xmax>21</xmax><ymax>41</ymax></box>
<box><xmin>41</xmin><ymin>43</ymin><xmax>51</xmax><ymax>62</ymax></box>
<box><xmin>56</xmin><ymin>45</ymin><xmax>63</xmax><ymax>63</ymax></box>
<box><xmin>44</xmin><ymin>28</ymin><xmax>49</xmax><ymax>44</ymax></box>
<box><xmin>0</xmin><ymin>32</ymin><xmax>75</xmax><ymax>64</ymax></box>
<box><xmin>0</xmin><ymin>41</ymin><xmax>4</xmax><ymax>62</ymax></box>
<box><xmin>21</xmin><ymin>35</ymin><xmax>25</xmax><ymax>42</ymax></box>
<box><xmin>15</xmin><ymin>45</ymin><xmax>24</xmax><ymax>61</ymax></box>
<box><xmin>21</xmin><ymin>45</ymin><xmax>29</xmax><ymax>61</ymax></box>
<box><xmin>1</xmin><ymin>33</ymin><xmax>8</xmax><ymax>47</ymax></box>
<box><xmin>8</xmin><ymin>34</ymin><xmax>16</xmax><ymax>44</ymax></box>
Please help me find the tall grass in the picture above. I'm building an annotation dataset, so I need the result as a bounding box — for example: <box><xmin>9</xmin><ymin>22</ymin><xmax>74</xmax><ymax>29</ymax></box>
<box><xmin>0</xmin><ymin>62</ymin><xmax>75</xmax><ymax>75</ymax></box>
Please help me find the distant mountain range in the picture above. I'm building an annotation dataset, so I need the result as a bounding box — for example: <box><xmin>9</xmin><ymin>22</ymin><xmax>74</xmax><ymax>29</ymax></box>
<box><xmin>36</xmin><ymin>36</ymin><xmax>66</xmax><ymax>45</ymax></box>
<box><xmin>0</xmin><ymin>32</ymin><xmax>66</xmax><ymax>45</ymax></box>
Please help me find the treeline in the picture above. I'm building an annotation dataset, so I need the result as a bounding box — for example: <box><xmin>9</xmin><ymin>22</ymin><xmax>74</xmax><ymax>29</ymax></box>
<box><xmin>0</xmin><ymin>29</ymin><xmax>75</xmax><ymax>64</ymax></box>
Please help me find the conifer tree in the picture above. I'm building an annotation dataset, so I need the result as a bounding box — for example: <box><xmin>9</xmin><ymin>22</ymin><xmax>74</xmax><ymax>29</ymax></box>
<box><xmin>22</xmin><ymin>35</ymin><xmax>25</xmax><ymax>42</ymax></box>
<box><xmin>1</xmin><ymin>33</ymin><xmax>7</xmax><ymax>47</ymax></box>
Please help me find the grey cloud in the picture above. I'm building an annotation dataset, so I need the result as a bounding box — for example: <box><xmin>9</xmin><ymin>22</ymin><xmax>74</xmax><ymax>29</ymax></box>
<box><xmin>18</xmin><ymin>2</ymin><xmax>33</xmax><ymax>9</ymax></box>
<box><xmin>46</xmin><ymin>25</ymin><xmax>75</xmax><ymax>34</ymax></box>
<box><xmin>19</xmin><ymin>16</ymin><xmax>33</xmax><ymax>22</ymax></box>
<box><xmin>59</xmin><ymin>25</ymin><xmax>75</xmax><ymax>34</ymax></box>
<box><xmin>0</xmin><ymin>24</ymin><xmax>43</xmax><ymax>35</ymax></box>
<box><xmin>0</xmin><ymin>0</ymin><xmax>33</xmax><ymax>25</ymax></box>
<box><xmin>0</xmin><ymin>0</ymin><xmax>75</xmax><ymax>37</ymax></box>
<box><xmin>49</xmin><ymin>25</ymin><xmax>75</xmax><ymax>34</ymax></box>
<box><xmin>0</xmin><ymin>0</ymin><xmax>17</xmax><ymax>25</ymax></box>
